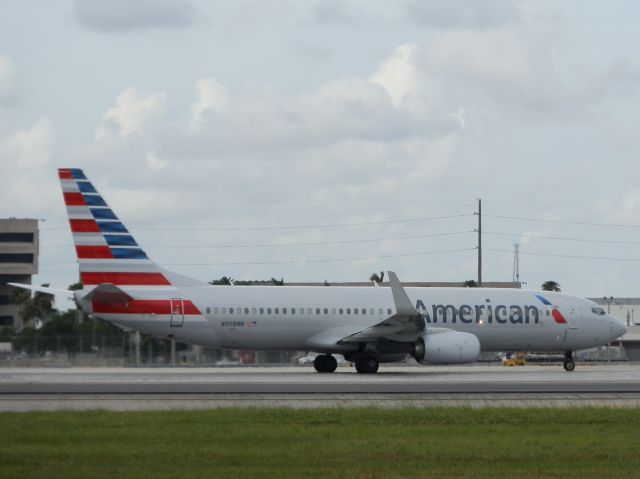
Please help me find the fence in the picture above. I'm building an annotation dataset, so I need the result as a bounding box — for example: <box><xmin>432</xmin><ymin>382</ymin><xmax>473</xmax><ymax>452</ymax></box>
<box><xmin>0</xmin><ymin>334</ymin><xmax>297</xmax><ymax>367</ymax></box>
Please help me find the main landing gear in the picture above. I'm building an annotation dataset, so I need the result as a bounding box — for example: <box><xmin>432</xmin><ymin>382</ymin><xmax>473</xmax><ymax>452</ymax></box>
<box><xmin>313</xmin><ymin>354</ymin><xmax>338</xmax><ymax>373</ymax></box>
<box><xmin>563</xmin><ymin>351</ymin><xmax>576</xmax><ymax>372</ymax></box>
<box><xmin>355</xmin><ymin>356</ymin><xmax>379</xmax><ymax>374</ymax></box>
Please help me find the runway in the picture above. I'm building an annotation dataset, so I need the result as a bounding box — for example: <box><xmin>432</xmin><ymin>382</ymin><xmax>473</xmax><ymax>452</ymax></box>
<box><xmin>2</xmin><ymin>364</ymin><xmax>639</xmax><ymax>410</ymax></box>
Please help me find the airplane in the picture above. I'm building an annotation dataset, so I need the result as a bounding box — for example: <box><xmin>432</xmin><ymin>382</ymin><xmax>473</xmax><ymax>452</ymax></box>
<box><xmin>10</xmin><ymin>168</ymin><xmax>628</xmax><ymax>373</ymax></box>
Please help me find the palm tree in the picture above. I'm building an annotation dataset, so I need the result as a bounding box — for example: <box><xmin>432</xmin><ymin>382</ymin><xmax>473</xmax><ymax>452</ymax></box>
<box><xmin>370</xmin><ymin>271</ymin><xmax>385</xmax><ymax>284</ymax></box>
<box><xmin>541</xmin><ymin>281</ymin><xmax>561</xmax><ymax>292</ymax></box>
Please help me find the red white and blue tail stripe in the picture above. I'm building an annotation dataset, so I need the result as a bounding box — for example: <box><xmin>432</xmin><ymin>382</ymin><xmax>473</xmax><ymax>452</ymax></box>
<box><xmin>59</xmin><ymin>168</ymin><xmax>173</xmax><ymax>287</ymax></box>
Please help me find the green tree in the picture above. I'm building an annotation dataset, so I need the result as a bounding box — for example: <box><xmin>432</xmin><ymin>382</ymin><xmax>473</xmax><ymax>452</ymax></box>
<box><xmin>463</xmin><ymin>280</ymin><xmax>478</xmax><ymax>288</ymax></box>
<box><xmin>370</xmin><ymin>272</ymin><xmax>385</xmax><ymax>284</ymax></box>
<box><xmin>541</xmin><ymin>281</ymin><xmax>561</xmax><ymax>292</ymax></box>
<box><xmin>9</xmin><ymin>285</ymin><xmax>54</xmax><ymax>329</ymax></box>
<box><xmin>270</xmin><ymin>277</ymin><xmax>284</xmax><ymax>286</ymax></box>
<box><xmin>210</xmin><ymin>276</ymin><xmax>233</xmax><ymax>285</ymax></box>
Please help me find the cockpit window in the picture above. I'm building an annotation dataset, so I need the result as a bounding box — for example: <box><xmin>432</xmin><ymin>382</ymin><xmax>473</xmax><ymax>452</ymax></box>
<box><xmin>591</xmin><ymin>307</ymin><xmax>606</xmax><ymax>316</ymax></box>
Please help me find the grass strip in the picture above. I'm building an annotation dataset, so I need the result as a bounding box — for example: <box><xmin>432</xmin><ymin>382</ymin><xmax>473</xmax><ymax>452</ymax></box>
<box><xmin>1</xmin><ymin>407</ymin><xmax>638</xmax><ymax>478</ymax></box>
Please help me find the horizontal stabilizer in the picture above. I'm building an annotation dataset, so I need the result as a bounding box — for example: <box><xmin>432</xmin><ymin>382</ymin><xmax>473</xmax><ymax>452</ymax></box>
<box><xmin>82</xmin><ymin>283</ymin><xmax>134</xmax><ymax>307</ymax></box>
<box><xmin>7</xmin><ymin>283</ymin><xmax>75</xmax><ymax>298</ymax></box>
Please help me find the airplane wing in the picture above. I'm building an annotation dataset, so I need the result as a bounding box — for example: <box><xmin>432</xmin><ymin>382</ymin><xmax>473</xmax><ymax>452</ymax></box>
<box><xmin>7</xmin><ymin>283</ymin><xmax>75</xmax><ymax>298</ymax></box>
<box><xmin>338</xmin><ymin>271</ymin><xmax>425</xmax><ymax>344</ymax></box>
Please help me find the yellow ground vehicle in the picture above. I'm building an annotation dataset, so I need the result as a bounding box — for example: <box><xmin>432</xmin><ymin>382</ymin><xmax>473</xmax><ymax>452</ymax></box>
<box><xmin>503</xmin><ymin>352</ymin><xmax>527</xmax><ymax>366</ymax></box>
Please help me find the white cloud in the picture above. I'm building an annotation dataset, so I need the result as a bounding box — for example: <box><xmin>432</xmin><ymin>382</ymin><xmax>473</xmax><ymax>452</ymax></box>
<box><xmin>95</xmin><ymin>87</ymin><xmax>166</xmax><ymax>139</ymax></box>
<box><xmin>405</xmin><ymin>0</ymin><xmax>521</xmax><ymax>29</ymax></box>
<box><xmin>190</xmin><ymin>78</ymin><xmax>231</xmax><ymax>132</ymax></box>
<box><xmin>0</xmin><ymin>55</ymin><xmax>14</xmax><ymax>99</ymax></box>
<box><xmin>0</xmin><ymin>117</ymin><xmax>55</xmax><ymax>168</ymax></box>
<box><xmin>146</xmin><ymin>150</ymin><xmax>169</xmax><ymax>170</ymax></box>
<box><xmin>369</xmin><ymin>43</ymin><xmax>425</xmax><ymax>109</ymax></box>
<box><xmin>73</xmin><ymin>0</ymin><xmax>199</xmax><ymax>33</ymax></box>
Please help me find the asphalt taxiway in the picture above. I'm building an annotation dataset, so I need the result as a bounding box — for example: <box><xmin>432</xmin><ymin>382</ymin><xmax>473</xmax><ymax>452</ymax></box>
<box><xmin>1</xmin><ymin>364</ymin><xmax>639</xmax><ymax>411</ymax></box>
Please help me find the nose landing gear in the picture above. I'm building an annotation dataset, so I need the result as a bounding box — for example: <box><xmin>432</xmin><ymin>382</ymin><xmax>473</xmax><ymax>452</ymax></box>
<box><xmin>563</xmin><ymin>351</ymin><xmax>576</xmax><ymax>372</ymax></box>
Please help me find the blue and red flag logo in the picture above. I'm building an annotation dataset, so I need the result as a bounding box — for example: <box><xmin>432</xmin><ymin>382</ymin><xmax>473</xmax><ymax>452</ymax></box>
<box><xmin>535</xmin><ymin>295</ymin><xmax>567</xmax><ymax>324</ymax></box>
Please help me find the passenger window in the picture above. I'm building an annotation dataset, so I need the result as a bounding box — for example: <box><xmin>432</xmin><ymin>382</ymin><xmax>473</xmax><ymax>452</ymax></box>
<box><xmin>347</xmin><ymin>308</ymin><xmax>351</xmax><ymax>314</ymax></box>
<box><xmin>299</xmin><ymin>308</ymin><xmax>303</xmax><ymax>315</ymax></box>
<box><xmin>316</xmin><ymin>308</ymin><xmax>320</xmax><ymax>314</ymax></box>
<box><xmin>292</xmin><ymin>308</ymin><xmax>296</xmax><ymax>314</ymax></box>
<box><xmin>339</xmin><ymin>308</ymin><xmax>343</xmax><ymax>314</ymax></box>
<box><xmin>283</xmin><ymin>308</ymin><xmax>287</xmax><ymax>314</ymax></box>
<box><xmin>267</xmin><ymin>308</ymin><xmax>272</xmax><ymax>314</ymax></box>
<box><xmin>324</xmin><ymin>308</ymin><xmax>328</xmax><ymax>314</ymax></box>
<box><xmin>370</xmin><ymin>308</ymin><xmax>374</xmax><ymax>315</ymax></box>
<box><xmin>245</xmin><ymin>308</ymin><xmax>249</xmax><ymax>314</ymax></box>
<box><xmin>229</xmin><ymin>307</ymin><xmax>234</xmax><ymax>314</ymax></box>
<box><xmin>222</xmin><ymin>307</ymin><xmax>227</xmax><ymax>314</ymax></box>
<box><xmin>331</xmin><ymin>308</ymin><xmax>336</xmax><ymax>315</ymax></box>
<box><xmin>387</xmin><ymin>308</ymin><xmax>392</xmax><ymax>315</ymax></box>
<box><xmin>354</xmin><ymin>308</ymin><xmax>359</xmax><ymax>314</ymax></box>
<box><xmin>214</xmin><ymin>307</ymin><xmax>219</xmax><ymax>314</ymax></box>
<box><xmin>275</xmin><ymin>308</ymin><xmax>279</xmax><ymax>314</ymax></box>
<box><xmin>378</xmin><ymin>308</ymin><xmax>383</xmax><ymax>315</ymax></box>
<box><xmin>259</xmin><ymin>307</ymin><xmax>264</xmax><ymax>314</ymax></box>
<box><xmin>307</xmin><ymin>308</ymin><xmax>312</xmax><ymax>315</ymax></box>
<box><xmin>546</xmin><ymin>310</ymin><xmax>550</xmax><ymax>316</ymax></box>
<box><xmin>206</xmin><ymin>307</ymin><xmax>211</xmax><ymax>314</ymax></box>
<box><xmin>252</xmin><ymin>308</ymin><xmax>257</xmax><ymax>314</ymax></box>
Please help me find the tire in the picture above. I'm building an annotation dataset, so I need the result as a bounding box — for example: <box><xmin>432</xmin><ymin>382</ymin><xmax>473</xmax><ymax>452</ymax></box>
<box><xmin>355</xmin><ymin>357</ymin><xmax>379</xmax><ymax>374</ymax></box>
<box><xmin>563</xmin><ymin>359</ymin><xmax>576</xmax><ymax>372</ymax></box>
<box><xmin>313</xmin><ymin>354</ymin><xmax>337</xmax><ymax>373</ymax></box>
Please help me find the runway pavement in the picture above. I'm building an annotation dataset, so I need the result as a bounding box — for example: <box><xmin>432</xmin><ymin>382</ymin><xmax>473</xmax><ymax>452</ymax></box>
<box><xmin>2</xmin><ymin>364</ymin><xmax>639</xmax><ymax>410</ymax></box>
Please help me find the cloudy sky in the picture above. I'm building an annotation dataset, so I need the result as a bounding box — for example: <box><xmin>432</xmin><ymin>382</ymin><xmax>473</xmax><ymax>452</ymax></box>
<box><xmin>2</xmin><ymin>0</ymin><xmax>640</xmax><ymax>305</ymax></box>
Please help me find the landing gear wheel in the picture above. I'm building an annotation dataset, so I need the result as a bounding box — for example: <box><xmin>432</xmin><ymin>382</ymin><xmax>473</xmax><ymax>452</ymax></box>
<box><xmin>355</xmin><ymin>357</ymin><xmax>379</xmax><ymax>374</ymax></box>
<box><xmin>313</xmin><ymin>354</ymin><xmax>338</xmax><ymax>373</ymax></box>
<box><xmin>563</xmin><ymin>351</ymin><xmax>575</xmax><ymax>372</ymax></box>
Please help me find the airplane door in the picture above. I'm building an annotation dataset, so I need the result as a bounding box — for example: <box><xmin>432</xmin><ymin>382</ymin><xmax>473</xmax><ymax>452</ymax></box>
<box><xmin>567</xmin><ymin>301</ymin><xmax>579</xmax><ymax>329</ymax></box>
<box><xmin>170</xmin><ymin>298</ymin><xmax>184</xmax><ymax>327</ymax></box>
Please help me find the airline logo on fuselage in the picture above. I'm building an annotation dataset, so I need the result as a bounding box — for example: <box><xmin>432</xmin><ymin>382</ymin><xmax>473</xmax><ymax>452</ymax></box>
<box><xmin>415</xmin><ymin>299</ymin><xmax>541</xmax><ymax>325</ymax></box>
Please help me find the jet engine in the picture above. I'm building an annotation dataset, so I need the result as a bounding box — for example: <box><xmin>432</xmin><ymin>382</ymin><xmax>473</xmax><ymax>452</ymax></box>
<box><xmin>413</xmin><ymin>331</ymin><xmax>480</xmax><ymax>365</ymax></box>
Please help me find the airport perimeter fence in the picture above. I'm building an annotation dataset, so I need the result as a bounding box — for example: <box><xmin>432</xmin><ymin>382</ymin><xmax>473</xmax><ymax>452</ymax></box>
<box><xmin>0</xmin><ymin>335</ymin><xmax>297</xmax><ymax>367</ymax></box>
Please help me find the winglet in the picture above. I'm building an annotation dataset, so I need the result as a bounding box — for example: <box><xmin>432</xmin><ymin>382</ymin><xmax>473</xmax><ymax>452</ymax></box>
<box><xmin>387</xmin><ymin>271</ymin><xmax>419</xmax><ymax>315</ymax></box>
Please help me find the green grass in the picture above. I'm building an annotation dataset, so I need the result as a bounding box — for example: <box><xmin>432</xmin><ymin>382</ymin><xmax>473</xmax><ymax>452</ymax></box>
<box><xmin>1</xmin><ymin>408</ymin><xmax>639</xmax><ymax>479</ymax></box>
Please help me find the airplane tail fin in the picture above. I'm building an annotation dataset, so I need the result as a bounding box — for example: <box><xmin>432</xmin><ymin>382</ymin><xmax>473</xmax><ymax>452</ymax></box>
<box><xmin>58</xmin><ymin>168</ymin><xmax>203</xmax><ymax>288</ymax></box>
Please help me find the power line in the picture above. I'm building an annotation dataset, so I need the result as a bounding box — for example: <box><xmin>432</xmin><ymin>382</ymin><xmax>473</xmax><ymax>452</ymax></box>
<box><xmin>486</xmin><ymin>248</ymin><xmax>640</xmax><ymax>263</ymax></box>
<box><xmin>485</xmin><ymin>231</ymin><xmax>640</xmax><ymax>246</ymax></box>
<box><xmin>41</xmin><ymin>247</ymin><xmax>476</xmax><ymax>267</ymax></box>
<box><xmin>39</xmin><ymin>213</ymin><xmax>474</xmax><ymax>232</ymax></box>
<box><xmin>40</xmin><ymin>230</ymin><xmax>474</xmax><ymax>250</ymax></box>
<box><xmin>485</xmin><ymin>214</ymin><xmax>640</xmax><ymax>229</ymax></box>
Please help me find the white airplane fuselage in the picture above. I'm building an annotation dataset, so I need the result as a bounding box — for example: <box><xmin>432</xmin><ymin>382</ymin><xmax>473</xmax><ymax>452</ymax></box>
<box><xmin>80</xmin><ymin>282</ymin><xmax>626</xmax><ymax>355</ymax></box>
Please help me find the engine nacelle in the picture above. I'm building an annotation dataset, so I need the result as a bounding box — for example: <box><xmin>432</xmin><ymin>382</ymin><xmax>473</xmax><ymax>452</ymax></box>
<box><xmin>413</xmin><ymin>331</ymin><xmax>480</xmax><ymax>365</ymax></box>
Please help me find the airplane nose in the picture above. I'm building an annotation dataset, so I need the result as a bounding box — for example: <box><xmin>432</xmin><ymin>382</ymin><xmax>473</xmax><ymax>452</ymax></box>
<box><xmin>610</xmin><ymin>317</ymin><xmax>627</xmax><ymax>339</ymax></box>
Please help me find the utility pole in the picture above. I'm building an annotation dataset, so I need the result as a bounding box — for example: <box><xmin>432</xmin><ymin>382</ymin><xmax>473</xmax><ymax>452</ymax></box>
<box><xmin>512</xmin><ymin>242</ymin><xmax>520</xmax><ymax>283</ymax></box>
<box><xmin>477</xmin><ymin>198</ymin><xmax>482</xmax><ymax>287</ymax></box>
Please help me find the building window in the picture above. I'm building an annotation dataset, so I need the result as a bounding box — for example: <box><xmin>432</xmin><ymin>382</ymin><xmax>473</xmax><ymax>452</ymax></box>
<box><xmin>0</xmin><ymin>253</ymin><xmax>34</xmax><ymax>263</ymax></box>
<box><xmin>0</xmin><ymin>295</ymin><xmax>10</xmax><ymax>306</ymax></box>
<box><xmin>0</xmin><ymin>233</ymin><xmax>34</xmax><ymax>243</ymax></box>
<box><xmin>0</xmin><ymin>316</ymin><xmax>13</xmax><ymax>326</ymax></box>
